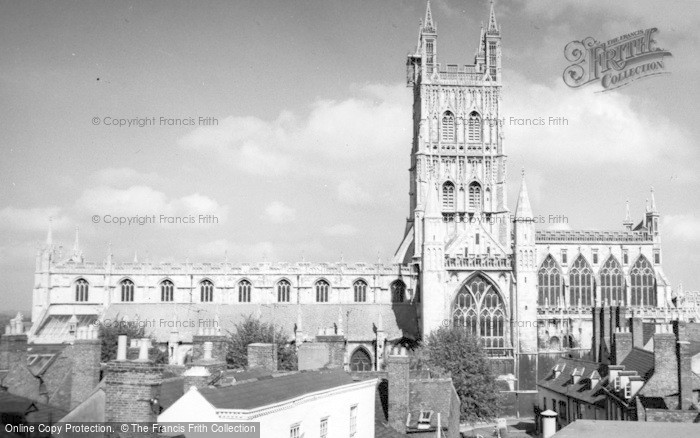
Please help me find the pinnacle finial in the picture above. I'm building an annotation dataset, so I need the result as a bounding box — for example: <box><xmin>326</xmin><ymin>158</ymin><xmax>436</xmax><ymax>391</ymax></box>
<box><xmin>423</xmin><ymin>0</ymin><xmax>435</xmax><ymax>32</ymax></box>
<box><xmin>521</xmin><ymin>167</ymin><xmax>525</xmax><ymax>179</ymax></box>
<box><xmin>488</xmin><ymin>0</ymin><xmax>499</xmax><ymax>33</ymax></box>
<box><xmin>624</xmin><ymin>199</ymin><xmax>631</xmax><ymax>222</ymax></box>
<box><xmin>133</xmin><ymin>250</ymin><xmax>138</xmax><ymax>263</ymax></box>
<box><xmin>650</xmin><ymin>186</ymin><xmax>657</xmax><ymax>213</ymax></box>
<box><xmin>73</xmin><ymin>226</ymin><xmax>80</xmax><ymax>252</ymax></box>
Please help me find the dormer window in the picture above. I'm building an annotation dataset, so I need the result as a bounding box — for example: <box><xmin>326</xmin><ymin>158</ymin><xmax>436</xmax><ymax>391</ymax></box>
<box><xmin>418</xmin><ymin>410</ymin><xmax>433</xmax><ymax>430</ymax></box>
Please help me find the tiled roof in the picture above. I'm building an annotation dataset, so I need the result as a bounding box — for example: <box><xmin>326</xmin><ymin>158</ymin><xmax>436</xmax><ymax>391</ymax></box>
<box><xmin>553</xmin><ymin>420</ymin><xmax>700</xmax><ymax>438</ymax></box>
<box><xmin>102</xmin><ymin>303</ymin><xmax>418</xmax><ymax>342</ymax></box>
<box><xmin>198</xmin><ymin>369</ymin><xmax>355</xmax><ymax>410</ymax></box>
<box><xmin>537</xmin><ymin>358</ymin><xmax>606</xmax><ymax>405</ymax></box>
<box><xmin>619</xmin><ymin>348</ymin><xmax>654</xmax><ymax>380</ymax></box>
<box><xmin>159</xmin><ymin>377</ymin><xmax>185</xmax><ymax>410</ymax></box>
<box><xmin>642</xmin><ymin>322</ymin><xmax>656</xmax><ymax>346</ymax></box>
<box><xmin>0</xmin><ymin>390</ymin><xmax>68</xmax><ymax>423</ymax></box>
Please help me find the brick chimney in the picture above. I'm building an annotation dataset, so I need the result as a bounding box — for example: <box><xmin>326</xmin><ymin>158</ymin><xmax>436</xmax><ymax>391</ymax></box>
<box><xmin>247</xmin><ymin>343</ymin><xmax>277</xmax><ymax>372</ymax></box>
<box><xmin>104</xmin><ymin>336</ymin><xmax>163</xmax><ymax>435</ymax></box>
<box><xmin>387</xmin><ymin>346</ymin><xmax>410</xmax><ymax>434</ymax></box>
<box><xmin>0</xmin><ymin>313</ymin><xmax>27</xmax><ymax>371</ymax></box>
<box><xmin>640</xmin><ymin>324</ymin><xmax>679</xmax><ymax>407</ymax></box>
<box><xmin>630</xmin><ymin>317</ymin><xmax>644</xmax><ymax>349</ymax></box>
<box><xmin>613</xmin><ymin>327</ymin><xmax>632</xmax><ymax>365</ymax></box>
<box><xmin>674</xmin><ymin>321</ymin><xmax>693</xmax><ymax>410</ymax></box>
<box><xmin>592</xmin><ymin>305</ymin><xmax>601</xmax><ymax>362</ymax></box>
<box><xmin>192</xmin><ymin>324</ymin><xmax>228</xmax><ymax>364</ymax></box>
<box><xmin>182</xmin><ymin>366</ymin><xmax>211</xmax><ymax>390</ymax></box>
<box><xmin>69</xmin><ymin>325</ymin><xmax>102</xmax><ymax>409</ymax></box>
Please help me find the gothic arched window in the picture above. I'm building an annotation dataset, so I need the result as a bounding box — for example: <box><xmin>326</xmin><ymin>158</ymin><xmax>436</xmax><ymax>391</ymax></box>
<box><xmin>452</xmin><ymin>275</ymin><xmax>505</xmax><ymax>349</ymax></box>
<box><xmin>569</xmin><ymin>255</ymin><xmax>594</xmax><ymax>307</ymax></box>
<box><xmin>630</xmin><ymin>256</ymin><xmax>656</xmax><ymax>307</ymax></box>
<box><xmin>442</xmin><ymin>181</ymin><xmax>455</xmax><ymax>211</ymax></box>
<box><xmin>200</xmin><ymin>280</ymin><xmax>214</xmax><ymax>302</ymax></box>
<box><xmin>75</xmin><ymin>278</ymin><xmax>89</xmax><ymax>302</ymax></box>
<box><xmin>600</xmin><ymin>256</ymin><xmax>625</xmax><ymax>306</ymax></box>
<box><xmin>315</xmin><ymin>279</ymin><xmax>329</xmax><ymax>303</ymax></box>
<box><xmin>160</xmin><ymin>280</ymin><xmax>174</xmax><ymax>302</ymax></box>
<box><xmin>353</xmin><ymin>279</ymin><xmax>367</xmax><ymax>303</ymax></box>
<box><xmin>441</xmin><ymin>111</ymin><xmax>455</xmax><ymax>142</ymax></box>
<box><xmin>349</xmin><ymin>348</ymin><xmax>372</xmax><ymax>371</ymax></box>
<box><xmin>468</xmin><ymin>182</ymin><xmax>482</xmax><ymax>210</ymax></box>
<box><xmin>277</xmin><ymin>280</ymin><xmax>291</xmax><ymax>303</ymax></box>
<box><xmin>391</xmin><ymin>280</ymin><xmax>406</xmax><ymax>303</ymax></box>
<box><xmin>468</xmin><ymin>111</ymin><xmax>481</xmax><ymax>142</ymax></box>
<box><xmin>238</xmin><ymin>280</ymin><xmax>251</xmax><ymax>303</ymax></box>
<box><xmin>538</xmin><ymin>256</ymin><xmax>562</xmax><ymax>306</ymax></box>
<box><xmin>120</xmin><ymin>279</ymin><xmax>134</xmax><ymax>302</ymax></box>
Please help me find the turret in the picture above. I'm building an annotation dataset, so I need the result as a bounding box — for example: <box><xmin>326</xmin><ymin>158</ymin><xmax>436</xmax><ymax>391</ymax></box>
<box><xmin>513</xmin><ymin>171</ymin><xmax>537</xmax><ymax>354</ymax></box>
<box><xmin>484</xmin><ymin>0</ymin><xmax>501</xmax><ymax>81</ymax></box>
<box><xmin>645</xmin><ymin>187</ymin><xmax>659</xmax><ymax>236</ymax></box>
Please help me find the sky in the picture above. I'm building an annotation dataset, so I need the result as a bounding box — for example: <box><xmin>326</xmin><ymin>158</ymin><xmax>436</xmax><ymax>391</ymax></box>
<box><xmin>1</xmin><ymin>0</ymin><xmax>699</xmax><ymax>312</ymax></box>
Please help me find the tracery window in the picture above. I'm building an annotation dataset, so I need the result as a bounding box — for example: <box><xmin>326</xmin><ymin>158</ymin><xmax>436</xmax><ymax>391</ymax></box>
<box><xmin>468</xmin><ymin>182</ymin><xmax>482</xmax><ymax>210</ymax></box>
<box><xmin>75</xmin><ymin>278</ymin><xmax>89</xmax><ymax>302</ymax></box>
<box><xmin>315</xmin><ymin>279</ymin><xmax>329</xmax><ymax>303</ymax></box>
<box><xmin>441</xmin><ymin>111</ymin><xmax>455</xmax><ymax>142</ymax></box>
<box><xmin>200</xmin><ymin>280</ymin><xmax>213</xmax><ymax>302</ymax></box>
<box><xmin>538</xmin><ymin>256</ymin><xmax>562</xmax><ymax>306</ymax></box>
<box><xmin>452</xmin><ymin>275</ymin><xmax>505</xmax><ymax>349</ymax></box>
<box><xmin>238</xmin><ymin>280</ymin><xmax>251</xmax><ymax>303</ymax></box>
<box><xmin>277</xmin><ymin>279</ymin><xmax>291</xmax><ymax>303</ymax></box>
<box><xmin>120</xmin><ymin>279</ymin><xmax>134</xmax><ymax>302</ymax></box>
<box><xmin>600</xmin><ymin>256</ymin><xmax>625</xmax><ymax>306</ymax></box>
<box><xmin>468</xmin><ymin>111</ymin><xmax>481</xmax><ymax>142</ymax></box>
<box><xmin>353</xmin><ymin>279</ymin><xmax>367</xmax><ymax>302</ymax></box>
<box><xmin>630</xmin><ymin>256</ymin><xmax>656</xmax><ymax>306</ymax></box>
<box><xmin>349</xmin><ymin>348</ymin><xmax>372</xmax><ymax>371</ymax></box>
<box><xmin>160</xmin><ymin>280</ymin><xmax>174</xmax><ymax>302</ymax></box>
<box><xmin>442</xmin><ymin>181</ymin><xmax>455</xmax><ymax>210</ymax></box>
<box><xmin>391</xmin><ymin>280</ymin><xmax>406</xmax><ymax>303</ymax></box>
<box><xmin>569</xmin><ymin>255</ymin><xmax>594</xmax><ymax>307</ymax></box>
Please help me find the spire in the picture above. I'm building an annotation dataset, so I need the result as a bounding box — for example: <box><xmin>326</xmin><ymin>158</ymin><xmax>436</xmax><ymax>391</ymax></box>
<box><xmin>423</xmin><ymin>0</ymin><xmax>435</xmax><ymax>33</ymax></box>
<box><xmin>650</xmin><ymin>186</ymin><xmax>658</xmax><ymax>213</ymax></box>
<box><xmin>515</xmin><ymin>169</ymin><xmax>533</xmax><ymax>219</ymax></box>
<box><xmin>487</xmin><ymin>0</ymin><xmax>499</xmax><ymax>34</ymax></box>
<box><xmin>46</xmin><ymin>217</ymin><xmax>53</xmax><ymax>246</ymax></box>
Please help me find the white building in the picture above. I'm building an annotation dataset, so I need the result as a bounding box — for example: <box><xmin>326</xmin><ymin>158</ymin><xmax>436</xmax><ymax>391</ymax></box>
<box><xmin>159</xmin><ymin>369</ymin><xmax>377</xmax><ymax>438</ymax></box>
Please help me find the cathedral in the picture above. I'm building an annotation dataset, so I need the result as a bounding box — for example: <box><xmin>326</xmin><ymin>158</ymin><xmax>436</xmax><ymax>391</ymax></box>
<box><xmin>24</xmin><ymin>2</ymin><xmax>689</xmax><ymax>394</ymax></box>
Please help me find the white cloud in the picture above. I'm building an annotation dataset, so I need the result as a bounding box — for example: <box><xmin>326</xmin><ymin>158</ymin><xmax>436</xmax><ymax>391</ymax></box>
<box><xmin>337</xmin><ymin>180</ymin><xmax>372</xmax><ymax>205</ymax></box>
<box><xmin>93</xmin><ymin>167</ymin><xmax>162</xmax><ymax>188</ymax></box>
<box><xmin>178</xmin><ymin>84</ymin><xmax>410</xmax><ymax>176</ymax></box>
<box><xmin>263</xmin><ymin>201</ymin><xmax>296</xmax><ymax>224</ymax></box>
<box><xmin>0</xmin><ymin>206</ymin><xmax>70</xmax><ymax>232</ymax></box>
<box><xmin>75</xmin><ymin>185</ymin><xmax>227</xmax><ymax>222</ymax></box>
<box><xmin>323</xmin><ymin>223</ymin><xmax>359</xmax><ymax>237</ymax></box>
<box><xmin>195</xmin><ymin>239</ymin><xmax>276</xmax><ymax>262</ymax></box>
<box><xmin>662</xmin><ymin>214</ymin><xmax>700</xmax><ymax>242</ymax></box>
<box><xmin>504</xmin><ymin>71</ymin><xmax>692</xmax><ymax>165</ymax></box>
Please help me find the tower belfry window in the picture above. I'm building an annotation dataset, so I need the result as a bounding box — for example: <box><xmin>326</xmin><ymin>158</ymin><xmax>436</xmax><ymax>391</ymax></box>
<box><xmin>489</xmin><ymin>41</ymin><xmax>497</xmax><ymax>79</ymax></box>
<box><xmin>468</xmin><ymin>112</ymin><xmax>481</xmax><ymax>142</ymax></box>
<box><xmin>442</xmin><ymin>181</ymin><xmax>455</xmax><ymax>210</ymax></box>
<box><xmin>442</xmin><ymin>112</ymin><xmax>455</xmax><ymax>142</ymax></box>
<box><xmin>469</xmin><ymin>182</ymin><xmax>482</xmax><ymax>210</ymax></box>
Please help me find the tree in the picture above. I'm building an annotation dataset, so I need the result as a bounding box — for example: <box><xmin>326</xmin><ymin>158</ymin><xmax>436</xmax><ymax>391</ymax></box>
<box><xmin>423</xmin><ymin>326</ymin><xmax>501</xmax><ymax>422</ymax></box>
<box><xmin>98</xmin><ymin>320</ymin><xmax>168</xmax><ymax>364</ymax></box>
<box><xmin>225</xmin><ymin>315</ymin><xmax>297</xmax><ymax>371</ymax></box>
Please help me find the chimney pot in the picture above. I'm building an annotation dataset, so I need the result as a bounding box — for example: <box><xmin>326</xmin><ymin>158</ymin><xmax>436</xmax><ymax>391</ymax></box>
<box><xmin>117</xmin><ymin>335</ymin><xmax>128</xmax><ymax>361</ymax></box>
<box><xmin>137</xmin><ymin>338</ymin><xmax>150</xmax><ymax>361</ymax></box>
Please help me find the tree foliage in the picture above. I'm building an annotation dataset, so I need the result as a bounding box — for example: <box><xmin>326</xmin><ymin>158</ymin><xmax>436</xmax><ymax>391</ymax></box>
<box><xmin>225</xmin><ymin>315</ymin><xmax>297</xmax><ymax>371</ymax></box>
<box><xmin>98</xmin><ymin>321</ymin><xmax>167</xmax><ymax>364</ymax></box>
<box><xmin>423</xmin><ymin>326</ymin><xmax>501</xmax><ymax>422</ymax></box>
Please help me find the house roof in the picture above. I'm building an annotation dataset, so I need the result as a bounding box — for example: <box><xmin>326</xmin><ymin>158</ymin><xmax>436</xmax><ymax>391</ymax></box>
<box><xmin>159</xmin><ymin>377</ymin><xmax>185</xmax><ymax>410</ymax></box>
<box><xmin>619</xmin><ymin>348</ymin><xmax>654</xmax><ymax>380</ymax></box>
<box><xmin>102</xmin><ymin>303</ymin><xmax>418</xmax><ymax>343</ymax></box>
<box><xmin>537</xmin><ymin>358</ymin><xmax>607</xmax><ymax>405</ymax></box>
<box><xmin>198</xmin><ymin>369</ymin><xmax>356</xmax><ymax>410</ymax></box>
<box><xmin>0</xmin><ymin>390</ymin><xmax>68</xmax><ymax>423</ymax></box>
<box><xmin>553</xmin><ymin>420</ymin><xmax>700</xmax><ymax>438</ymax></box>
<box><xmin>375</xmin><ymin>383</ymin><xmax>408</xmax><ymax>437</ymax></box>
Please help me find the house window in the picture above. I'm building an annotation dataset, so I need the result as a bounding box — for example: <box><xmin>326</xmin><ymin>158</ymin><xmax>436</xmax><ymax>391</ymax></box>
<box><xmin>278</xmin><ymin>280</ymin><xmax>291</xmax><ymax>303</ymax></box>
<box><xmin>320</xmin><ymin>418</ymin><xmax>328</xmax><ymax>438</ymax></box>
<box><xmin>289</xmin><ymin>424</ymin><xmax>300</xmax><ymax>438</ymax></box>
<box><xmin>353</xmin><ymin>280</ymin><xmax>367</xmax><ymax>302</ymax></box>
<box><xmin>315</xmin><ymin>279</ymin><xmax>329</xmax><ymax>303</ymax></box>
<box><xmin>75</xmin><ymin>278</ymin><xmax>89</xmax><ymax>302</ymax></box>
<box><xmin>468</xmin><ymin>111</ymin><xmax>481</xmax><ymax>142</ymax></box>
<box><xmin>120</xmin><ymin>279</ymin><xmax>134</xmax><ymax>302</ymax></box>
<box><xmin>200</xmin><ymin>280</ymin><xmax>213</xmax><ymax>302</ymax></box>
<box><xmin>442</xmin><ymin>111</ymin><xmax>455</xmax><ymax>142</ymax></box>
<box><xmin>349</xmin><ymin>405</ymin><xmax>358</xmax><ymax>437</ymax></box>
<box><xmin>559</xmin><ymin>401</ymin><xmax>567</xmax><ymax>422</ymax></box>
<box><xmin>238</xmin><ymin>280</ymin><xmax>251</xmax><ymax>303</ymax></box>
<box><xmin>391</xmin><ymin>280</ymin><xmax>406</xmax><ymax>303</ymax></box>
<box><xmin>442</xmin><ymin>182</ymin><xmax>455</xmax><ymax>210</ymax></box>
<box><xmin>160</xmin><ymin>280</ymin><xmax>174</xmax><ymax>302</ymax></box>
